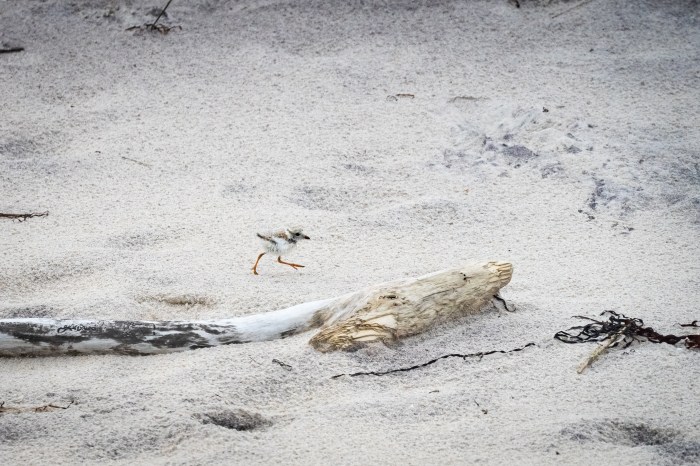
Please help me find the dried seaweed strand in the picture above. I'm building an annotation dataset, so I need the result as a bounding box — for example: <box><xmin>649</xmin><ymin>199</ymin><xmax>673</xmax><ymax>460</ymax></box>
<box><xmin>555</xmin><ymin>311</ymin><xmax>700</xmax><ymax>349</ymax></box>
<box><xmin>331</xmin><ymin>342</ymin><xmax>536</xmax><ymax>379</ymax></box>
<box><xmin>556</xmin><ymin>311</ymin><xmax>700</xmax><ymax>373</ymax></box>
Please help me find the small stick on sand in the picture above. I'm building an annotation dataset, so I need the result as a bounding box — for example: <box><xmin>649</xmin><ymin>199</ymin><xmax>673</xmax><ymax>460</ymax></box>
<box><xmin>272</xmin><ymin>359</ymin><xmax>292</xmax><ymax>370</ymax></box>
<box><xmin>0</xmin><ymin>211</ymin><xmax>48</xmax><ymax>222</ymax></box>
<box><xmin>127</xmin><ymin>0</ymin><xmax>178</xmax><ymax>33</ymax></box>
<box><xmin>121</xmin><ymin>156</ymin><xmax>151</xmax><ymax>167</ymax></box>
<box><xmin>0</xmin><ymin>47</ymin><xmax>24</xmax><ymax>54</ymax></box>
<box><xmin>551</xmin><ymin>0</ymin><xmax>596</xmax><ymax>19</ymax></box>
<box><xmin>150</xmin><ymin>0</ymin><xmax>173</xmax><ymax>30</ymax></box>
<box><xmin>576</xmin><ymin>323</ymin><xmax>631</xmax><ymax>374</ymax></box>
<box><xmin>0</xmin><ymin>400</ymin><xmax>73</xmax><ymax>414</ymax></box>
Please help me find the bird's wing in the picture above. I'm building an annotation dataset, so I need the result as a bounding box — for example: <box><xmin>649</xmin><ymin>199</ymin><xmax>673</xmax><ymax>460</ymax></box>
<box><xmin>270</xmin><ymin>230</ymin><xmax>289</xmax><ymax>239</ymax></box>
<box><xmin>256</xmin><ymin>233</ymin><xmax>273</xmax><ymax>242</ymax></box>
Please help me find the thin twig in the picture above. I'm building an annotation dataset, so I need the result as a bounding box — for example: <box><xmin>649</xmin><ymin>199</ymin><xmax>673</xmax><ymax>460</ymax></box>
<box><xmin>474</xmin><ymin>399</ymin><xmax>488</xmax><ymax>414</ymax></box>
<box><xmin>151</xmin><ymin>0</ymin><xmax>173</xmax><ymax>29</ymax></box>
<box><xmin>0</xmin><ymin>211</ymin><xmax>48</xmax><ymax>222</ymax></box>
<box><xmin>272</xmin><ymin>359</ymin><xmax>292</xmax><ymax>370</ymax></box>
<box><xmin>121</xmin><ymin>156</ymin><xmax>151</xmax><ymax>167</ymax></box>
<box><xmin>448</xmin><ymin>96</ymin><xmax>482</xmax><ymax>103</ymax></box>
<box><xmin>576</xmin><ymin>323</ymin><xmax>630</xmax><ymax>374</ymax></box>
<box><xmin>551</xmin><ymin>0</ymin><xmax>596</xmax><ymax>19</ymax></box>
<box><xmin>48</xmin><ymin>401</ymin><xmax>74</xmax><ymax>410</ymax></box>
<box><xmin>0</xmin><ymin>47</ymin><xmax>24</xmax><ymax>54</ymax></box>
<box><xmin>331</xmin><ymin>342</ymin><xmax>535</xmax><ymax>379</ymax></box>
<box><xmin>0</xmin><ymin>400</ymin><xmax>73</xmax><ymax>414</ymax></box>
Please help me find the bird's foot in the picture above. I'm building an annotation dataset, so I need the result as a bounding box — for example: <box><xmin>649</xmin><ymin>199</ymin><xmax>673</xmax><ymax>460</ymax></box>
<box><xmin>278</xmin><ymin>257</ymin><xmax>305</xmax><ymax>270</ymax></box>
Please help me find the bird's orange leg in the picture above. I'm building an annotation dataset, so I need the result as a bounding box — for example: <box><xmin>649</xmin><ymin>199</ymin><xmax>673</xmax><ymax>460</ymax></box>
<box><xmin>278</xmin><ymin>256</ymin><xmax>305</xmax><ymax>270</ymax></box>
<box><xmin>252</xmin><ymin>252</ymin><xmax>265</xmax><ymax>275</ymax></box>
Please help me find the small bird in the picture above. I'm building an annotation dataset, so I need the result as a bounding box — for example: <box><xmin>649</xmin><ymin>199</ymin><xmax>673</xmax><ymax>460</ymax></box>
<box><xmin>252</xmin><ymin>227</ymin><xmax>311</xmax><ymax>275</ymax></box>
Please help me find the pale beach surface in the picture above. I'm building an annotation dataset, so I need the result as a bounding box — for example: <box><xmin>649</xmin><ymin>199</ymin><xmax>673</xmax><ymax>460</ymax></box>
<box><xmin>1</xmin><ymin>0</ymin><xmax>699</xmax><ymax>464</ymax></box>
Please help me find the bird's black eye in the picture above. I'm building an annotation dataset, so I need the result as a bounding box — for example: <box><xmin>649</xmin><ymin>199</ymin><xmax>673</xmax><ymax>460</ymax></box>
<box><xmin>294</xmin><ymin>233</ymin><xmax>300</xmax><ymax>237</ymax></box>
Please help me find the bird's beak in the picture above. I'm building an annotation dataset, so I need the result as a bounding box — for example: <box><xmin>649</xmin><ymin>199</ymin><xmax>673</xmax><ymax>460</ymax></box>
<box><xmin>303</xmin><ymin>235</ymin><xmax>310</xmax><ymax>240</ymax></box>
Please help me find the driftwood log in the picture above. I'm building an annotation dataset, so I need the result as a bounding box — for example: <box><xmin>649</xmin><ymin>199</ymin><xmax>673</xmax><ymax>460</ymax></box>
<box><xmin>0</xmin><ymin>261</ymin><xmax>512</xmax><ymax>357</ymax></box>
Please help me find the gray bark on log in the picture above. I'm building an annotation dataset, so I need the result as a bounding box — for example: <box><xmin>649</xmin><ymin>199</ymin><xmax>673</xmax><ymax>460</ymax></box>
<box><xmin>0</xmin><ymin>261</ymin><xmax>512</xmax><ymax>357</ymax></box>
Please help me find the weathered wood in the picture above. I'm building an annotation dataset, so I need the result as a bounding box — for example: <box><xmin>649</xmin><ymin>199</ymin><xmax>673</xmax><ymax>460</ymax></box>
<box><xmin>0</xmin><ymin>261</ymin><xmax>512</xmax><ymax>357</ymax></box>
<box><xmin>0</xmin><ymin>299</ymin><xmax>334</xmax><ymax>357</ymax></box>
<box><xmin>310</xmin><ymin>261</ymin><xmax>513</xmax><ymax>351</ymax></box>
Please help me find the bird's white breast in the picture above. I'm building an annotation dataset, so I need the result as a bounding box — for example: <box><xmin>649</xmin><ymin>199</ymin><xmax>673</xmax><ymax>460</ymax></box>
<box><xmin>263</xmin><ymin>237</ymin><xmax>296</xmax><ymax>255</ymax></box>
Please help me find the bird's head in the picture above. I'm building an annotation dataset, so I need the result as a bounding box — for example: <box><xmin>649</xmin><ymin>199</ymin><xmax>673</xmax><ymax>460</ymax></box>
<box><xmin>286</xmin><ymin>227</ymin><xmax>310</xmax><ymax>240</ymax></box>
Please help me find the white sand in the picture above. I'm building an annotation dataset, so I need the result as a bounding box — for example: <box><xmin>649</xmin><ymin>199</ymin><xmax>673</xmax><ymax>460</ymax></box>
<box><xmin>1</xmin><ymin>0</ymin><xmax>699</xmax><ymax>464</ymax></box>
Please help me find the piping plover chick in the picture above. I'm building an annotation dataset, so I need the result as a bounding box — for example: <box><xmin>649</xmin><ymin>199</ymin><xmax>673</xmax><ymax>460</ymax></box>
<box><xmin>252</xmin><ymin>227</ymin><xmax>311</xmax><ymax>275</ymax></box>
